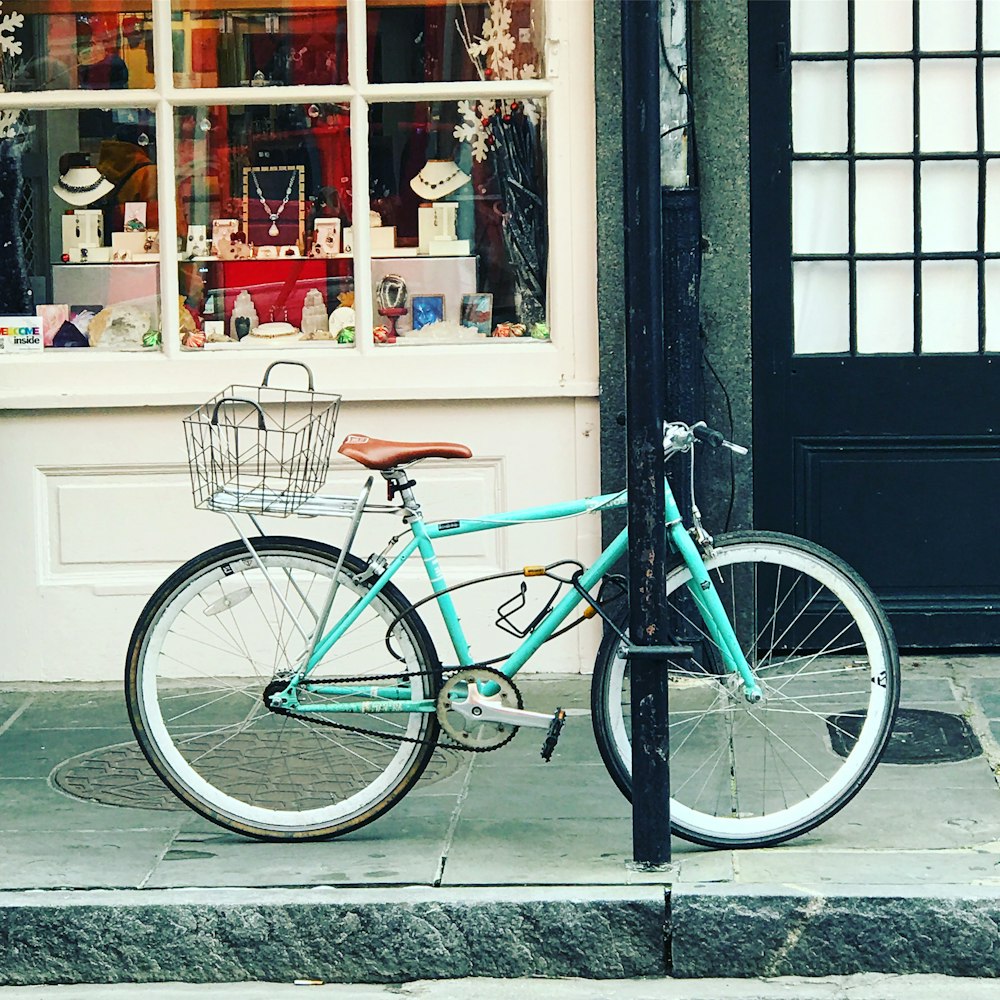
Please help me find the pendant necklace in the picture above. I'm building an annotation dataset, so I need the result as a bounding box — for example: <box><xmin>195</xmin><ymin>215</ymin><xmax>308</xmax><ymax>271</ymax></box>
<box><xmin>251</xmin><ymin>170</ymin><xmax>297</xmax><ymax>237</ymax></box>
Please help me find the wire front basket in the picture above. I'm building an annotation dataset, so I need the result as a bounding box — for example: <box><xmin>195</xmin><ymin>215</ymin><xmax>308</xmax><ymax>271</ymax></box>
<box><xmin>184</xmin><ymin>361</ymin><xmax>341</xmax><ymax>516</ymax></box>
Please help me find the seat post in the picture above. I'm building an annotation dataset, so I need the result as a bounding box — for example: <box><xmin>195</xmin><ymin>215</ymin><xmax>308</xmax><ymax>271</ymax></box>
<box><xmin>382</xmin><ymin>467</ymin><xmax>422</xmax><ymax>520</ymax></box>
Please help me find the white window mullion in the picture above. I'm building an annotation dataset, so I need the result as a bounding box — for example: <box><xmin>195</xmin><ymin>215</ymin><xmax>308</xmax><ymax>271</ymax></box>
<box><xmin>152</xmin><ymin>0</ymin><xmax>180</xmax><ymax>357</ymax></box>
<box><xmin>349</xmin><ymin>0</ymin><xmax>373</xmax><ymax>353</ymax></box>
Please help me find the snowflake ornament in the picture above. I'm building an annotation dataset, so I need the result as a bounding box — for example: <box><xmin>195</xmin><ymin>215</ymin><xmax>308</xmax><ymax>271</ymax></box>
<box><xmin>454</xmin><ymin>0</ymin><xmax>540</xmax><ymax>162</ymax></box>
<box><xmin>0</xmin><ymin>2</ymin><xmax>25</xmax><ymax>140</ymax></box>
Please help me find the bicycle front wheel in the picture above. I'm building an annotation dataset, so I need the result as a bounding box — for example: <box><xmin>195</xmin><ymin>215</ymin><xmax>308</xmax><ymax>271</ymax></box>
<box><xmin>126</xmin><ymin>536</ymin><xmax>441</xmax><ymax>840</ymax></box>
<box><xmin>591</xmin><ymin>531</ymin><xmax>899</xmax><ymax>848</ymax></box>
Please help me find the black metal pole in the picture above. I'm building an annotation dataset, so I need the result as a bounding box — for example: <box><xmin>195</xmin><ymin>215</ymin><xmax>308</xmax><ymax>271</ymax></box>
<box><xmin>621</xmin><ymin>0</ymin><xmax>671</xmax><ymax>867</ymax></box>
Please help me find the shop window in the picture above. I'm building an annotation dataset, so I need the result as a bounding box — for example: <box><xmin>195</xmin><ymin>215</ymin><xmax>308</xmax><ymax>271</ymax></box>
<box><xmin>0</xmin><ymin>0</ymin><xmax>559</xmax><ymax>358</ymax></box>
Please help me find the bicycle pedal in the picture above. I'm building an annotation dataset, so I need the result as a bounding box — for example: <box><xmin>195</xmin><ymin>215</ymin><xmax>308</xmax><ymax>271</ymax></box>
<box><xmin>540</xmin><ymin>708</ymin><xmax>567</xmax><ymax>762</ymax></box>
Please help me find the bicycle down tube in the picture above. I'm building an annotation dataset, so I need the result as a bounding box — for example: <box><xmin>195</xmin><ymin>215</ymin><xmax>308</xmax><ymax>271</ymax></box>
<box><xmin>274</xmin><ymin>477</ymin><xmax>762</xmax><ymax>716</ymax></box>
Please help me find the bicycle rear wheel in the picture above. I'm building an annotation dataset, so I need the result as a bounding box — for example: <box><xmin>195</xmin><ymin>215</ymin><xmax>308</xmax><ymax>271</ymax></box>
<box><xmin>591</xmin><ymin>531</ymin><xmax>899</xmax><ymax>848</ymax></box>
<box><xmin>126</xmin><ymin>536</ymin><xmax>440</xmax><ymax>840</ymax></box>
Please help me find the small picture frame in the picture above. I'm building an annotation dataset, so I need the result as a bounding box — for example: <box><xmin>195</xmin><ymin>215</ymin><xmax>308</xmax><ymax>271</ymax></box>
<box><xmin>123</xmin><ymin>202</ymin><xmax>147</xmax><ymax>232</ymax></box>
<box><xmin>460</xmin><ymin>293</ymin><xmax>493</xmax><ymax>335</ymax></box>
<box><xmin>411</xmin><ymin>294</ymin><xmax>445</xmax><ymax>330</ymax></box>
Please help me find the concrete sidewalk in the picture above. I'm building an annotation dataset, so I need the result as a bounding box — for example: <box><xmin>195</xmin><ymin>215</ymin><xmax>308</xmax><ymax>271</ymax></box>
<box><xmin>2</xmin><ymin>657</ymin><xmax>1000</xmax><ymax>984</ymax></box>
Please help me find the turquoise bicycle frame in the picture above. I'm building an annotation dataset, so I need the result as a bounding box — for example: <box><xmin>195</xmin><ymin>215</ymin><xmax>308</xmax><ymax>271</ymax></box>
<box><xmin>276</xmin><ymin>477</ymin><xmax>762</xmax><ymax>716</ymax></box>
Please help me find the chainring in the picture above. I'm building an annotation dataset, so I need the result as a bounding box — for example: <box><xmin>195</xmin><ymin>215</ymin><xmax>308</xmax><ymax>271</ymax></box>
<box><xmin>436</xmin><ymin>666</ymin><xmax>522</xmax><ymax>750</ymax></box>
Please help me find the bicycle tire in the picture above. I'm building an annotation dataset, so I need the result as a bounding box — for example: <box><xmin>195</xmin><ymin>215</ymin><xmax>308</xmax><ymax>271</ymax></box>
<box><xmin>125</xmin><ymin>535</ymin><xmax>441</xmax><ymax>840</ymax></box>
<box><xmin>591</xmin><ymin>531</ymin><xmax>900</xmax><ymax>848</ymax></box>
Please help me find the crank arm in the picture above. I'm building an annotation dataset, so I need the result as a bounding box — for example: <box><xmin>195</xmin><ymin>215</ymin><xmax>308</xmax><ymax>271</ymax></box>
<box><xmin>452</xmin><ymin>688</ymin><xmax>553</xmax><ymax>730</ymax></box>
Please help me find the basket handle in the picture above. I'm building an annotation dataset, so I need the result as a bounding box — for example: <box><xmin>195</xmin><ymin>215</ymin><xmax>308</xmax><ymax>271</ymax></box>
<box><xmin>210</xmin><ymin>396</ymin><xmax>267</xmax><ymax>430</ymax></box>
<box><xmin>262</xmin><ymin>360</ymin><xmax>315</xmax><ymax>391</ymax></box>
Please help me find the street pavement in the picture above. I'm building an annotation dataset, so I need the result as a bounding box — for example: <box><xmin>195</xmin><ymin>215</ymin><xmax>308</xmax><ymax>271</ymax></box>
<box><xmin>2</xmin><ymin>974</ymin><xmax>1000</xmax><ymax>999</ymax></box>
<box><xmin>1</xmin><ymin>657</ymin><xmax>1000</xmax><ymax>984</ymax></box>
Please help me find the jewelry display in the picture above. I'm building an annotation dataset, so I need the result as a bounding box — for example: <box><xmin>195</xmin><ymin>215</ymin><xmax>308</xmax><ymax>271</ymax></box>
<box><xmin>212</xmin><ymin>219</ymin><xmax>240</xmax><ymax>255</ymax></box>
<box><xmin>53</xmin><ymin>152</ymin><xmax>115</xmax><ymax>207</ymax></box>
<box><xmin>243</xmin><ymin>166</ymin><xmax>306</xmax><ymax>247</ymax></box>
<box><xmin>313</xmin><ymin>217</ymin><xmax>341</xmax><ymax>256</ymax></box>
<box><xmin>376</xmin><ymin>273</ymin><xmax>407</xmax><ymax>343</ymax></box>
<box><xmin>62</xmin><ymin>210</ymin><xmax>104</xmax><ymax>258</ymax></box>
<box><xmin>257</xmin><ymin>245</ymin><xmax>278</xmax><ymax>260</ymax></box>
<box><xmin>250</xmin><ymin>168</ymin><xmax>296</xmax><ymax>238</ymax></box>
<box><xmin>409</xmin><ymin>158</ymin><xmax>472</xmax><ymax>201</ymax></box>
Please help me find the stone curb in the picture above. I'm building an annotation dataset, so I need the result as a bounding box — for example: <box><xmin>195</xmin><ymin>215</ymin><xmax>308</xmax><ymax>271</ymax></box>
<box><xmin>670</xmin><ymin>886</ymin><xmax>1000</xmax><ymax>978</ymax></box>
<box><xmin>0</xmin><ymin>887</ymin><xmax>668</xmax><ymax>986</ymax></box>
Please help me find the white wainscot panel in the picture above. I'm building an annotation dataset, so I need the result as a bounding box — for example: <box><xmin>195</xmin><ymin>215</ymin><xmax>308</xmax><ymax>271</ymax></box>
<box><xmin>41</xmin><ymin>465</ymin><xmax>230</xmax><ymax>589</ymax></box>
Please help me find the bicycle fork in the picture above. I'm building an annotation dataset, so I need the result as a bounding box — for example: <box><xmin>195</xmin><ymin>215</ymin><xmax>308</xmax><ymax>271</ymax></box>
<box><xmin>665</xmin><ymin>496</ymin><xmax>764</xmax><ymax>703</ymax></box>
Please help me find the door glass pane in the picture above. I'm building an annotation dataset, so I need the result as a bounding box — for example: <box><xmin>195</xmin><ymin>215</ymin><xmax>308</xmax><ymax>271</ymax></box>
<box><xmin>793</xmin><ymin>62</ymin><xmax>847</xmax><ymax>153</ymax></box>
<box><xmin>919</xmin><ymin>0</ymin><xmax>976</xmax><ymax>52</ymax></box>
<box><xmin>792</xmin><ymin>161</ymin><xmax>848</xmax><ymax>254</ymax></box>
<box><xmin>171</xmin><ymin>4</ymin><xmax>347</xmax><ymax>88</ymax></box>
<box><xmin>920</xmin><ymin>60</ymin><xmax>977</xmax><ymax>152</ymax></box>
<box><xmin>370</xmin><ymin>0</ymin><xmax>544</xmax><ymax>84</ymax></box>
<box><xmin>920</xmin><ymin>160</ymin><xmax>979</xmax><ymax>252</ymax></box>
<box><xmin>174</xmin><ymin>104</ymin><xmax>355</xmax><ymax>350</ymax></box>
<box><xmin>855</xmin><ymin>161</ymin><xmax>913</xmax><ymax>252</ymax></box>
<box><xmin>793</xmin><ymin>262</ymin><xmax>849</xmax><ymax>353</ymax></box>
<box><xmin>367</xmin><ymin>96</ymin><xmax>548</xmax><ymax>343</ymax></box>
<box><xmin>855</xmin><ymin>0</ymin><xmax>913</xmax><ymax>52</ymax></box>
<box><xmin>0</xmin><ymin>6</ymin><xmax>154</xmax><ymax>91</ymax></box>
<box><xmin>985</xmin><ymin>160</ymin><xmax>1000</xmax><ymax>251</ymax></box>
<box><xmin>856</xmin><ymin>262</ymin><xmax>914</xmax><ymax>354</ymax></box>
<box><xmin>791</xmin><ymin>0</ymin><xmax>847</xmax><ymax>53</ymax></box>
<box><xmin>855</xmin><ymin>59</ymin><xmax>914</xmax><ymax>153</ymax></box>
<box><xmin>985</xmin><ymin>260</ymin><xmax>1000</xmax><ymax>351</ymax></box>
<box><xmin>984</xmin><ymin>60</ymin><xmax>1000</xmax><ymax>151</ymax></box>
<box><xmin>985</xmin><ymin>0</ymin><xmax>1000</xmax><ymax>49</ymax></box>
<box><xmin>922</xmin><ymin>261</ymin><xmax>979</xmax><ymax>353</ymax></box>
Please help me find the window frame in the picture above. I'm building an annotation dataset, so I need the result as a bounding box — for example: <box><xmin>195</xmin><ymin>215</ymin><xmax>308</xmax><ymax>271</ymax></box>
<box><xmin>0</xmin><ymin>0</ymin><xmax>597</xmax><ymax>408</ymax></box>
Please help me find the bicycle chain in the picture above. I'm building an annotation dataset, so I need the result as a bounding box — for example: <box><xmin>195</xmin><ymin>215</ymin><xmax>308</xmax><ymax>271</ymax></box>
<box><xmin>265</xmin><ymin>667</ymin><xmax>520</xmax><ymax>754</ymax></box>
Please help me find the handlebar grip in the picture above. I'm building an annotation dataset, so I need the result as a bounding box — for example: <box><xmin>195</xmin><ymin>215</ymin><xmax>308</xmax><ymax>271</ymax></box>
<box><xmin>692</xmin><ymin>423</ymin><xmax>725</xmax><ymax>448</ymax></box>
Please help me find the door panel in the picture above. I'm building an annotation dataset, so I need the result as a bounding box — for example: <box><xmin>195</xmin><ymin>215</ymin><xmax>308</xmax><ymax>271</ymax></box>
<box><xmin>750</xmin><ymin>1</ymin><xmax>1000</xmax><ymax>647</ymax></box>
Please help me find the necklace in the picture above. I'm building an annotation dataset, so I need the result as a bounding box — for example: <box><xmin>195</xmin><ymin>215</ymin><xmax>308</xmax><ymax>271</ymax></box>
<box><xmin>250</xmin><ymin>170</ymin><xmax>297</xmax><ymax>237</ymax></box>
<box><xmin>59</xmin><ymin>173</ymin><xmax>106</xmax><ymax>194</ymax></box>
<box><xmin>415</xmin><ymin>165</ymin><xmax>463</xmax><ymax>193</ymax></box>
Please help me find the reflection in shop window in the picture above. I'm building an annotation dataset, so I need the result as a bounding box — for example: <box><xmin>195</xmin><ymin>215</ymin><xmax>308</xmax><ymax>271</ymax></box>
<box><xmin>175</xmin><ymin>103</ymin><xmax>355</xmax><ymax>350</ymax></box>
<box><xmin>1</xmin><ymin>5</ymin><xmax>154</xmax><ymax>93</ymax></box>
<box><xmin>370</xmin><ymin>0</ymin><xmax>543</xmax><ymax>86</ymax></box>
<box><xmin>171</xmin><ymin>3</ymin><xmax>347</xmax><ymax>89</ymax></box>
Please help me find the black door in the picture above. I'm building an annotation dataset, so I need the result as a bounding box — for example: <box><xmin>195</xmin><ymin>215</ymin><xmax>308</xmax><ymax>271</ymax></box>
<box><xmin>749</xmin><ymin>1</ymin><xmax>1000</xmax><ymax>647</ymax></box>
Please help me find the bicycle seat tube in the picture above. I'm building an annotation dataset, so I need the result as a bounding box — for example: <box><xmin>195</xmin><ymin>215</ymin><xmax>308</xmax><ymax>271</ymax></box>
<box><xmin>384</xmin><ymin>467</ymin><xmax>476</xmax><ymax>667</ymax></box>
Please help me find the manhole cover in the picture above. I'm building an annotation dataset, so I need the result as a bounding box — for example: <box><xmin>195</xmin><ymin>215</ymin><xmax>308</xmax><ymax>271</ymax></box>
<box><xmin>52</xmin><ymin>739</ymin><xmax>464</xmax><ymax>811</ymax></box>
<box><xmin>828</xmin><ymin>708</ymin><xmax>982</xmax><ymax>764</ymax></box>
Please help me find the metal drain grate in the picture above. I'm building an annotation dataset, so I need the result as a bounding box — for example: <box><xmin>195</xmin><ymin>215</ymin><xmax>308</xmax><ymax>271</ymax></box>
<box><xmin>828</xmin><ymin>708</ymin><xmax>982</xmax><ymax>765</ymax></box>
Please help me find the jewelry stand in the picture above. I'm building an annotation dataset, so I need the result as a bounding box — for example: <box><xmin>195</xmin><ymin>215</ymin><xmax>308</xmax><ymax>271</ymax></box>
<box><xmin>377</xmin><ymin>306</ymin><xmax>405</xmax><ymax>343</ymax></box>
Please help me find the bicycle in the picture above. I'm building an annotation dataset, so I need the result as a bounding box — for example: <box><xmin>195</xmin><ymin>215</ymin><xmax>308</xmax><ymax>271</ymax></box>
<box><xmin>125</xmin><ymin>362</ymin><xmax>900</xmax><ymax>849</ymax></box>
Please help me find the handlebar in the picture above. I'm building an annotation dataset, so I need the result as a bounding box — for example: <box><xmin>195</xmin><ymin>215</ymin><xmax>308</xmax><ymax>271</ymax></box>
<box><xmin>663</xmin><ymin>420</ymin><xmax>749</xmax><ymax>458</ymax></box>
